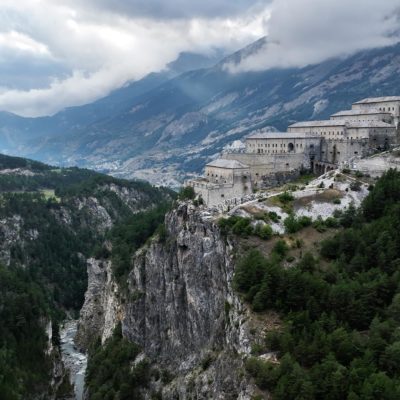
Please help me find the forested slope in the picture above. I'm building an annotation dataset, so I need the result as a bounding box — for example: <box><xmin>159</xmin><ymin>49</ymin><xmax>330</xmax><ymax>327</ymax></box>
<box><xmin>236</xmin><ymin>169</ymin><xmax>400</xmax><ymax>399</ymax></box>
<box><xmin>0</xmin><ymin>154</ymin><xmax>174</xmax><ymax>399</ymax></box>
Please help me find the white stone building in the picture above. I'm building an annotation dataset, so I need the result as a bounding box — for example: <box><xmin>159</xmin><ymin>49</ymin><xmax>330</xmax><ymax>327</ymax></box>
<box><xmin>186</xmin><ymin>159</ymin><xmax>252</xmax><ymax>206</ymax></box>
<box><xmin>352</xmin><ymin>97</ymin><xmax>400</xmax><ymax>128</ymax></box>
<box><xmin>188</xmin><ymin>96</ymin><xmax>400</xmax><ymax>206</ymax></box>
<box><xmin>330</xmin><ymin>109</ymin><xmax>393</xmax><ymax>124</ymax></box>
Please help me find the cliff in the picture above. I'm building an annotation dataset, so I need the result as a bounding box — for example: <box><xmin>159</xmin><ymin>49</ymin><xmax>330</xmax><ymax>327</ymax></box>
<box><xmin>78</xmin><ymin>203</ymin><xmax>260</xmax><ymax>399</ymax></box>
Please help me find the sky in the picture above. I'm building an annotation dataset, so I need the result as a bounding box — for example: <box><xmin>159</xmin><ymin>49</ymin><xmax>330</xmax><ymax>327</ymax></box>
<box><xmin>0</xmin><ymin>0</ymin><xmax>399</xmax><ymax>117</ymax></box>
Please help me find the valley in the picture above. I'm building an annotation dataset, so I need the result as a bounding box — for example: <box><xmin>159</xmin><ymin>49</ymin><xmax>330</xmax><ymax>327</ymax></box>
<box><xmin>1</xmin><ymin>40</ymin><xmax>400</xmax><ymax>186</ymax></box>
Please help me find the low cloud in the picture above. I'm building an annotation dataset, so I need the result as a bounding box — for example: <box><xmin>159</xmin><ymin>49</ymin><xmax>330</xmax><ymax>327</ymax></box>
<box><xmin>0</xmin><ymin>0</ymin><xmax>399</xmax><ymax>117</ymax></box>
<box><xmin>225</xmin><ymin>0</ymin><xmax>400</xmax><ymax>73</ymax></box>
<box><xmin>0</xmin><ymin>1</ymin><xmax>269</xmax><ymax>116</ymax></box>
<box><xmin>68</xmin><ymin>0</ymin><xmax>269</xmax><ymax>19</ymax></box>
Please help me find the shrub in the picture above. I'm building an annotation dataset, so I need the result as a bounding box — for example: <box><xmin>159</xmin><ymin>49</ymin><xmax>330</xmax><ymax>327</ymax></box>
<box><xmin>201</xmin><ymin>353</ymin><xmax>215</xmax><ymax>370</ymax></box>
<box><xmin>273</xmin><ymin>240</ymin><xmax>289</xmax><ymax>258</ymax></box>
<box><xmin>254</xmin><ymin>212</ymin><xmax>269</xmax><ymax>222</ymax></box>
<box><xmin>278</xmin><ymin>191</ymin><xmax>295</xmax><ymax>204</ymax></box>
<box><xmin>284</xmin><ymin>214</ymin><xmax>312</xmax><ymax>234</ymax></box>
<box><xmin>178</xmin><ymin>186</ymin><xmax>195</xmax><ymax>200</ymax></box>
<box><xmin>258</xmin><ymin>224</ymin><xmax>273</xmax><ymax>240</ymax></box>
<box><xmin>324</xmin><ymin>217</ymin><xmax>339</xmax><ymax>228</ymax></box>
<box><xmin>232</xmin><ymin>218</ymin><xmax>253</xmax><ymax>236</ymax></box>
<box><xmin>245</xmin><ymin>357</ymin><xmax>278</xmax><ymax>390</ymax></box>
<box><xmin>333</xmin><ymin>198</ymin><xmax>341</xmax><ymax>204</ymax></box>
<box><xmin>268</xmin><ymin>211</ymin><xmax>280</xmax><ymax>223</ymax></box>
<box><xmin>350</xmin><ymin>181</ymin><xmax>362</xmax><ymax>192</ymax></box>
<box><xmin>312</xmin><ymin>216</ymin><xmax>327</xmax><ymax>232</ymax></box>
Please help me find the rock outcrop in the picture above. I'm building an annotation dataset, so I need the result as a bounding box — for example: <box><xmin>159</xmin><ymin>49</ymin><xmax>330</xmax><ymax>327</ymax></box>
<box><xmin>76</xmin><ymin>258</ymin><xmax>121</xmax><ymax>349</ymax></box>
<box><xmin>78</xmin><ymin>203</ymin><xmax>258</xmax><ymax>399</ymax></box>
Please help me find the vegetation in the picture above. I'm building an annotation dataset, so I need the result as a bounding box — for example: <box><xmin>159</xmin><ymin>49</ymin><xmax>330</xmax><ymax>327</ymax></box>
<box><xmin>0</xmin><ymin>264</ymin><xmax>51</xmax><ymax>398</ymax></box>
<box><xmin>218</xmin><ymin>215</ymin><xmax>274</xmax><ymax>240</ymax></box>
<box><xmin>0</xmin><ymin>154</ymin><xmax>173</xmax><ymax>398</ymax></box>
<box><xmin>110</xmin><ymin>202</ymin><xmax>172</xmax><ymax>286</ymax></box>
<box><xmin>283</xmin><ymin>214</ymin><xmax>312</xmax><ymax>233</ymax></box>
<box><xmin>86</xmin><ymin>324</ymin><xmax>150</xmax><ymax>400</ymax></box>
<box><xmin>178</xmin><ymin>186</ymin><xmax>196</xmax><ymax>201</ymax></box>
<box><xmin>235</xmin><ymin>169</ymin><xmax>400</xmax><ymax>399</ymax></box>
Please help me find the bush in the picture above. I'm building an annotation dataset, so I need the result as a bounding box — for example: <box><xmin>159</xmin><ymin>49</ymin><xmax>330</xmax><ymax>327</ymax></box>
<box><xmin>278</xmin><ymin>191</ymin><xmax>294</xmax><ymax>203</ymax></box>
<box><xmin>235</xmin><ymin>171</ymin><xmax>400</xmax><ymax>399</ymax></box>
<box><xmin>268</xmin><ymin>211</ymin><xmax>280</xmax><ymax>223</ymax></box>
<box><xmin>273</xmin><ymin>240</ymin><xmax>289</xmax><ymax>258</ymax></box>
<box><xmin>232</xmin><ymin>218</ymin><xmax>253</xmax><ymax>236</ymax></box>
<box><xmin>350</xmin><ymin>181</ymin><xmax>362</xmax><ymax>192</ymax></box>
<box><xmin>257</xmin><ymin>224</ymin><xmax>274</xmax><ymax>240</ymax></box>
<box><xmin>333</xmin><ymin>198</ymin><xmax>341</xmax><ymax>204</ymax></box>
<box><xmin>245</xmin><ymin>357</ymin><xmax>278</xmax><ymax>390</ymax></box>
<box><xmin>178</xmin><ymin>186</ymin><xmax>196</xmax><ymax>200</ymax></box>
<box><xmin>284</xmin><ymin>214</ymin><xmax>312</xmax><ymax>234</ymax></box>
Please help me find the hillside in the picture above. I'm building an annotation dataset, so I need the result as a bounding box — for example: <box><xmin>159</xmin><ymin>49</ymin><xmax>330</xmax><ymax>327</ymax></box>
<box><xmin>75</xmin><ymin>168</ymin><xmax>400</xmax><ymax>399</ymax></box>
<box><xmin>0</xmin><ymin>153</ymin><xmax>174</xmax><ymax>399</ymax></box>
<box><xmin>1</xmin><ymin>40</ymin><xmax>400</xmax><ymax>186</ymax></box>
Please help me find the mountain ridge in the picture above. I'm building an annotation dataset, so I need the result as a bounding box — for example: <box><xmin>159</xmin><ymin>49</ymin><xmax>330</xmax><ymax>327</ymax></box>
<box><xmin>1</xmin><ymin>40</ymin><xmax>400</xmax><ymax>186</ymax></box>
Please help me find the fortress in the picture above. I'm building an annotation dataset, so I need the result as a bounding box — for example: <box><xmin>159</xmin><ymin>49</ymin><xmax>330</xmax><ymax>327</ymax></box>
<box><xmin>187</xmin><ymin>97</ymin><xmax>400</xmax><ymax>206</ymax></box>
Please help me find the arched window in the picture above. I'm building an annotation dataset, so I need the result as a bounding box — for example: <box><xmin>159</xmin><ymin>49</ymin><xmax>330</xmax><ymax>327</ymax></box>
<box><xmin>288</xmin><ymin>142</ymin><xmax>294</xmax><ymax>152</ymax></box>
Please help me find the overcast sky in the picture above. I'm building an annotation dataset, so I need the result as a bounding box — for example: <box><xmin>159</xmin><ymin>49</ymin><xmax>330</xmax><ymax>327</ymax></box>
<box><xmin>0</xmin><ymin>0</ymin><xmax>399</xmax><ymax>117</ymax></box>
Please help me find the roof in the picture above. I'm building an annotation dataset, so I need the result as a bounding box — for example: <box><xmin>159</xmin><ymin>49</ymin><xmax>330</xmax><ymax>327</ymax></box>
<box><xmin>347</xmin><ymin>121</ymin><xmax>395</xmax><ymax>128</ymax></box>
<box><xmin>288</xmin><ymin>120</ymin><xmax>346</xmax><ymax>128</ymax></box>
<box><xmin>289</xmin><ymin>119</ymin><xmax>395</xmax><ymax>129</ymax></box>
<box><xmin>331</xmin><ymin>109</ymin><xmax>391</xmax><ymax>117</ymax></box>
<box><xmin>247</xmin><ymin>131</ymin><xmax>319</xmax><ymax>139</ymax></box>
<box><xmin>354</xmin><ymin>96</ymin><xmax>400</xmax><ymax>104</ymax></box>
<box><xmin>206</xmin><ymin>159</ymin><xmax>249</xmax><ymax>169</ymax></box>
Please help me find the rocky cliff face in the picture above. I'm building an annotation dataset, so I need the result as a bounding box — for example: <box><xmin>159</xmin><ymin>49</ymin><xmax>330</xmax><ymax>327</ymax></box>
<box><xmin>76</xmin><ymin>257</ymin><xmax>121</xmax><ymax>349</ymax></box>
<box><xmin>78</xmin><ymin>203</ymin><xmax>259</xmax><ymax>399</ymax></box>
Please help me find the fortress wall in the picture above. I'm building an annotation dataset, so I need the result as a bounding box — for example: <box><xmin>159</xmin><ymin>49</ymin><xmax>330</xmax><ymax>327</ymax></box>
<box><xmin>321</xmin><ymin>139</ymin><xmax>369</xmax><ymax>164</ymax></box>
<box><xmin>187</xmin><ymin>179</ymin><xmax>252</xmax><ymax>207</ymax></box>
<box><xmin>223</xmin><ymin>151</ymin><xmax>316</xmax><ymax>183</ymax></box>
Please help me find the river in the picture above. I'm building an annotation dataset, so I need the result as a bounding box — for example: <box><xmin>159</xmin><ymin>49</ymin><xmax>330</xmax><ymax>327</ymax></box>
<box><xmin>60</xmin><ymin>320</ymin><xmax>87</xmax><ymax>400</ymax></box>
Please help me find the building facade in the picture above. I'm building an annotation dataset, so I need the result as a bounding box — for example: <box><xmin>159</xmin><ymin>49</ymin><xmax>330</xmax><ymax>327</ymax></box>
<box><xmin>188</xmin><ymin>97</ymin><xmax>400</xmax><ymax>206</ymax></box>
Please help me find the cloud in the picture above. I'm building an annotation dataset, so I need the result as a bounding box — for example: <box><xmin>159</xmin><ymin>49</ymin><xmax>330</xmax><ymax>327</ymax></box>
<box><xmin>66</xmin><ymin>0</ymin><xmax>269</xmax><ymax>20</ymax></box>
<box><xmin>0</xmin><ymin>0</ymin><xmax>399</xmax><ymax>117</ymax></box>
<box><xmin>0</xmin><ymin>0</ymin><xmax>269</xmax><ymax>116</ymax></box>
<box><xmin>225</xmin><ymin>0</ymin><xmax>400</xmax><ymax>72</ymax></box>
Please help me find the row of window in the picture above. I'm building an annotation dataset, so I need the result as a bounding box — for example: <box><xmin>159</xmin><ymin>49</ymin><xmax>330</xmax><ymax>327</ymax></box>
<box><xmin>249</xmin><ymin>143</ymin><xmax>304</xmax><ymax>148</ymax></box>
<box><xmin>257</xmin><ymin>149</ymin><xmax>292</xmax><ymax>154</ymax></box>
<box><xmin>378</xmin><ymin>106</ymin><xmax>397</xmax><ymax>112</ymax></box>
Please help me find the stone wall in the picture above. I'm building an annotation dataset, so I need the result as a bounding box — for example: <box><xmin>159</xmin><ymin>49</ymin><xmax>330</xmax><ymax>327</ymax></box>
<box><xmin>320</xmin><ymin>139</ymin><xmax>369</xmax><ymax>165</ymax></box>
<box><xmin>188</xmin><ymin>179</ymin><xmax>252</xmax><ymax>207</ymax></box>
<box><xmin>223</xmin><ymin>150</ymin><xmax>317</xmax><ymax>184</ymax></box>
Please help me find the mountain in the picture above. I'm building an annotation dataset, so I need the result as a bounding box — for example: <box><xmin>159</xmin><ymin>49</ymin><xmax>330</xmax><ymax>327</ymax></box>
<box><xmin>76</xmin><ymin>169</ymin><xmax>400</xmax><ymax>399</ymax></box>
<box><xmin>1</xmin><ymin>39</ymin><xmax>400</xmax><ymax>185</ymax></box>
<box><xmin>0</xmin><ymin>153</ymin><xmax>174</xmax><ymax>398</ymax></box>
